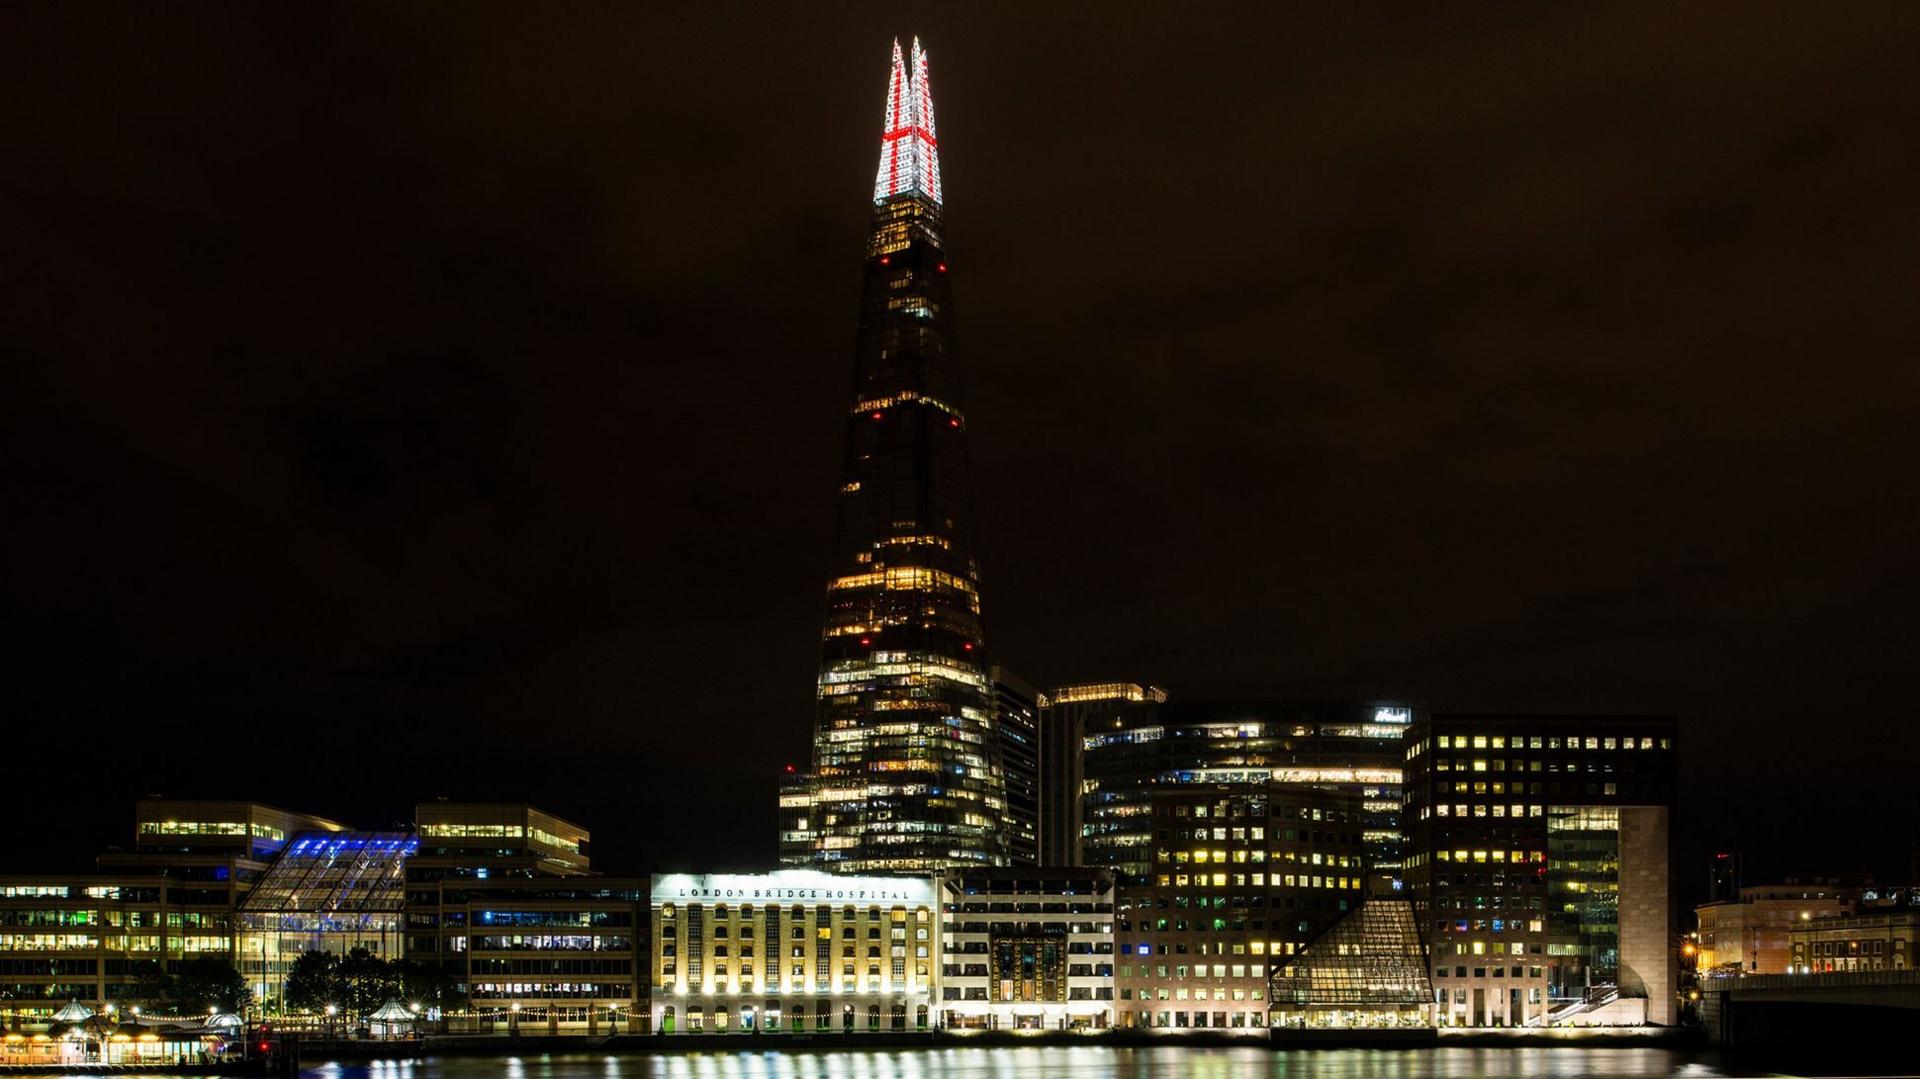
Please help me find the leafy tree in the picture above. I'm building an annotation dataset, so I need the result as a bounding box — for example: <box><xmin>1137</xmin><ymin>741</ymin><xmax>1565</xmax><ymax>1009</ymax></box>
<box><xmin>174</xmin><ymin>956</ymin><xmax>251</xmax><ymax>1014</ymax></box>
<box><xmin>129</xmin><ymin>961</ymin><xmax>176</xmax><ymax>1009</ymax></box>
<box><xmin>338</xmin><ymin>948</ymin><xmax>400</xmax><ymax>1020</ymax></box>
<box><xmin>399</xmin><ymin>959</ymin><xmax>462</xmax><ymax>1013</ymax></box>
<box><xmin>284</xmin><ymin>950</ymin><xmax>342</xmax><ymax>1016</ymax></box>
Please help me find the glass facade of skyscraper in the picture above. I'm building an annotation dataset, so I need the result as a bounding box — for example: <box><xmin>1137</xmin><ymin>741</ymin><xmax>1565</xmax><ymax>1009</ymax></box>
<box><xmin>798</xmin><ymin>38</ymin><xmax>1008</xmax><ymax>873</ymax></box>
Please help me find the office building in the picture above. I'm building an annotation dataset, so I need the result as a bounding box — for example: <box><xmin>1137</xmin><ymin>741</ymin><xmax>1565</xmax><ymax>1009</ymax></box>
<box><xmin>936</xmin><ymin>868</ymin><xmax>1116</xmax><ymax>1030</ymax></box>
<box><xmin>1115</xmin><ymin>781</ymin><xmax>1365</xmax><ymax>1031</ymax></box>
<box><xmin>1038</xmin><ymin>682</ymin><xmax>1166</xmax><ymax>867</ymax></box>
<box><xmin>409</xmin><ymin>801</ymin><xmax>591</xmax><ymax>880</ymax></box>
<box><xmin>0</xmin><ymin>799</ymin><xmax>344</xmax><ymax>1016</ymax></box>
<box><xmin>1079</xmin><ymin>698</ymin><xmax>1414</xmax><ymax>884</ymax></box>
<box><xmin>402</xmin><ymin>803</ymin><xmax>642</xmax><ymax>1031</ymax></box>
<box><xmin>418</xmin><ymin>877</ymin><xmax>650</xmax><ymax>1033</ymax></box>
<box><xmin>1403</xmin><ymin>714</ymin><xmax>1678</xmax><ymax>1026</ymax></box>
<box><xmin>992</xmin><ymin>666</ymin><xmax>1041</xmax><ymax>868</ymax></box>
<box><xmin>799</xmin><ymin>38</ymin><xmax>1009</xmax><ymax>874</ymax></box>
<box><xmin>1695</xmin><ymin>881</ymin><xmax>1856</xmax><ymax>976</ymax></box>
<box><xmin>649</xmin><ymin>871</ymin><xmax>938</xmax><ymax>1033</ymax></box>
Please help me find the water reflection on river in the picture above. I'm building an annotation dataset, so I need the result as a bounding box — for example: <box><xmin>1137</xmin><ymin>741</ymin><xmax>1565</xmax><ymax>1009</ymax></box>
<box><xmin>284</xmin><ymin>1046</ymin><xmax>1740</xmax><ymax>1079</ymax></box>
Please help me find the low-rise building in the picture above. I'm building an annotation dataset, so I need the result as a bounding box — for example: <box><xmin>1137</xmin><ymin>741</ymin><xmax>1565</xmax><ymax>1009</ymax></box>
<box><xmin>649</xmin><ymin>871</ymin><xmax>938</xmax><ymax>1034</ymax></box>
<box><xmin>421</xmin><ymin>877</ymin><xmax>649</xmax><ymax>1033</ymax></box>
<box><xmin>935</xmin><ymin>867</ymin><xmax>1115</xmax><ymax>1030</ymax></box>
<box><xmin>1695</xmin><ymin>881</ymin><xmax>1856</xmax><ymax>976</ymax></box>
<box><xmin>1789</xmin><ymin>904</ymin><xmax>1920</xmax><ymax>974</ymax></box>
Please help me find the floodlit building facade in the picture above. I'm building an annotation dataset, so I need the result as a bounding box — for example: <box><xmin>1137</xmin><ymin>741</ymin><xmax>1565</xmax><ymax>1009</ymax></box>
<box><xmin>1695</xmin><ymin>881</ymin><xmax>1856</xmax><ymax>976</ymax></box>
<box><xmin>1403</xmin><ymin>714</ymin><xmax>1678</xmax><ymax>1027</ymax></box>
<box><xmin>1116</xmin><ymin>781</ymin><xmax>1366</xmax><ymax>1031</ymax></box>
<box><xmin>648</xmin><ymin>872</ymin><xmax>938</xmax><ymax>1034</ymax></box>
<box><xmin>1788</xmin><ymin>889</ymin><xmax>1920</xmax><ymax>974</ymax></box>
<box><xmin>795</xmin><ymin>37</ymin><xmax>1010</xmax><ymax>874</ymax></box>
<box><xmin>936</xmin><ymin>868</ymin><xmax>1116</xmax><ymax>1030</ymax></box>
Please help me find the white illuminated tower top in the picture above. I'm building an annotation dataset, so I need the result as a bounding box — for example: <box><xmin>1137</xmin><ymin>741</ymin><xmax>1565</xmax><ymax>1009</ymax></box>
<box><xmin>873</xmin><ymin>37</ymin><xmax>942</xmax><ymax>205</ymax></box>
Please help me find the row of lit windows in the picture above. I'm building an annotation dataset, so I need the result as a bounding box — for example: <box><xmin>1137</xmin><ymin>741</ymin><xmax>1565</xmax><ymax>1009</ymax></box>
<box><xmin>138</xmin><ymin>820</ymin><xmax>283</xmax><ymax>840</ymax></box>
<box><xmin>1156</xmin><ymin>874</ymin><xmax>1359</xmax><ymax>890</ymax></box>
<box><xmin>1434</xmin><ymin>850</ymin><xmax>1546</xmax><ymax>864</ymax></box>
<box><xmin>1126</xmin><ymin>986</ymin><xmax>1265</xmax><ymax>1002</ymax></box>
<box><xmin>1435</xmin><ymin>804</ymin><xmax>1545</xmax><ymax>818</ymax></box>
<box><xmin>1121</xmin><ymin>963</ymin><xmax>1267</xmax><ymax>980</ymax></box>
<box><xmin>1436</xmin><ymin>735</ymin><xmax>1668</xmax><ymax>751</ymax></box>
<box><xmin>1163</xmin><ymin>850</ymin><xmax>1357</xmax><ymax>868</ymax></box>
<box><xmin>1438</xmin><ymin>918</ymin><xmax>1545</xmax><ymax>934</ymax></box>
<box><xmin>1126</xmin><ymin>1010</ymin><xmax>1267</xmax><ymax>1028</ymax></box>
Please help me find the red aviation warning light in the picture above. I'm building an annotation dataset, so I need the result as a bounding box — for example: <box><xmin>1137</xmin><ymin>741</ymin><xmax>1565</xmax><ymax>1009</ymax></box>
<box><xmin>873</xmin><ymin>38</ymin><xmax>942</xmax><ymax>205</ymax></box>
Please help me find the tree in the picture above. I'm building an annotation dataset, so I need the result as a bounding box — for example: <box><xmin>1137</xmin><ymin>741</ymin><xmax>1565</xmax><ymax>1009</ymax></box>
<box><xmin>174</xmin><ymin>956</ymin><xmax>251</xmax><ymax>1014</ymax></box>
<box><xmin>129</xmin><ymin>961</ymin><xmax>176</xmax><ymax>1010</ymax></box>
<box><xmin>284</xmin><ymin>950</ymin><xmax>341</xmax><ymax>1016</ymax></box>
<box><xmin>338</xmin><ymin>948</ymin><xmax>400</xmax><ymax>1019</ymax></box>
<box><xmin>399</xmin><ymin>959</ymin><xmax>462</xmax><ymax>1014</ymax></box>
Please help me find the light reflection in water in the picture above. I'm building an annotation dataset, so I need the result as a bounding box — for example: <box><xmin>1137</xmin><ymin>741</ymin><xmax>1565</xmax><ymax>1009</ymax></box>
<box><xmin>0</xmin><ymin>1046</ymin><xmax>1742</xmax><ymax>1079</ymax></box>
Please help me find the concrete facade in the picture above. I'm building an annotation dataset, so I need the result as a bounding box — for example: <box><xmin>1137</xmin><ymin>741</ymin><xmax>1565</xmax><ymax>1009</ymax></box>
<box><xmin>1617</xmin><ymin>805</ymin><xmax>1673</xmax><ymax>1025</ymax></box>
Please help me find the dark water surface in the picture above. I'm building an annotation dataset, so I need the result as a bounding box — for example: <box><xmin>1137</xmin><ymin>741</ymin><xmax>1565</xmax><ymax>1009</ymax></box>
<box><xmin>281</xmin><ymin>1047</ymin><xmax>1751</xmax><ymax>1079</ymax></box>
<box><xmin>2</xmin><ymin>1046</ymin><xmax>1857</xmax><ymax>1079</ymax></box>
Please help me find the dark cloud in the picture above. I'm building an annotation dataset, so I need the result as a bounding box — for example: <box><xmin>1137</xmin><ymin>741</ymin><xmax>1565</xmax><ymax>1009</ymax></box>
<box><xmin>5</xmin><ymin>3</ymin><xmax>1919</xmax><ymax>887</ymax></box>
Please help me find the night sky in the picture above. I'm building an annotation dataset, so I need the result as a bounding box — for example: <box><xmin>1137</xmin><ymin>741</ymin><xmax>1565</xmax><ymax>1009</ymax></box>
<box><xmin>8</xmin><ymin>5</ymin><xmax>1919</xmax><ymax>896</ymax></box>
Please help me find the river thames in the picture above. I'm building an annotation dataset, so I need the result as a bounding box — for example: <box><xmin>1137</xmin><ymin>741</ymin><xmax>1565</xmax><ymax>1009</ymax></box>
<box><xmin>277</xmin><ymin>1046</ymin><xmax>1754</xmax><ymax>1079</ymax></box>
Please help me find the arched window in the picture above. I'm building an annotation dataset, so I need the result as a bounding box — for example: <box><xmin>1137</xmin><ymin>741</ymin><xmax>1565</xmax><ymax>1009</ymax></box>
<box><xmin>661</xmin><ymin>1005</ymin><xmax>676</xmax><ymax>1034</ymax></box>
<box><xmin>715</xmin><ymin>904</ymin><xmax>730</xmax><ymax>919</ymax></box>
<box><xmin>866</xmin><ymin>1004</ymin><xmax>881</xmax><ymax>1031</ymax></box>
<box><xmin>915</xmin><ymin>1004</ymin><xmax>928</xmax><ymax>1030</ymax></box>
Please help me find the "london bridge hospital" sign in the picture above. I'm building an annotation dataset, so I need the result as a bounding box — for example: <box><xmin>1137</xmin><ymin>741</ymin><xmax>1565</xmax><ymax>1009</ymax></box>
<box><xmin>651</xmin><ymin>871</ymin><xmax>936</xmax><ymax>906</ymax></box>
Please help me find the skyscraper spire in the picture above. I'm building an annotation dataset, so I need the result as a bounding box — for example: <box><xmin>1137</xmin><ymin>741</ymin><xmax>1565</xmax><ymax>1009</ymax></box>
<box><xmin>783</xmin><ymin>37</ymin><xmax>1005</xmax><ymax>874</ymax></box>
<box><xmin>874</xmin><ymin>37</ymin><xmax>942</xmax><ymax>205</ymax></box>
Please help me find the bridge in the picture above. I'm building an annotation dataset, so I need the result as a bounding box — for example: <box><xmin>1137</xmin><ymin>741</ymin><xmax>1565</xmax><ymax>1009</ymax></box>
<box><xmin>1697</xmin><ymin>970</ymin><xmax>1920</xmax><ymax>1047</ymax></box>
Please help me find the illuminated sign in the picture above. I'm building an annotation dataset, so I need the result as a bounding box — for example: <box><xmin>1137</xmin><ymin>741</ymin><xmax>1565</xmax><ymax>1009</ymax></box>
<box><xmin>651</xmin><ymin>871</ymin><xmax>935</xmax><ymax>905</ymax></box>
